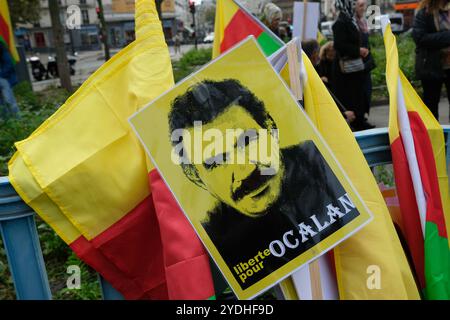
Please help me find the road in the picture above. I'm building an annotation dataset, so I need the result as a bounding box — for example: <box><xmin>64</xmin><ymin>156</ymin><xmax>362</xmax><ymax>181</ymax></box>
<box><xmin>368</xmin><ymin>99</ymin><xmax>450</xmax><ymax>127</ymax></box>
<box><xmin>29</xmin><ymin>43</ymin><xmax>212</xmax><ymax>92</ymax></box>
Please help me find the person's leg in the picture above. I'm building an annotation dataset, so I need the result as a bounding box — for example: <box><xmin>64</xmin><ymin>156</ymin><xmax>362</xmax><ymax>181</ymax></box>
<box><xmin>422</xmin><ymin>78</ymin><xmax>442</xmax><ymax>120</ymax></box>
<box><xmin>365</xmin><ymin>72</ymin><xmax>373</xmax><ymax>115</ymax></box>
<box><xmin>444</xmin><ymin>70</ymin><xmax>450</xmax><ymax>121</ymax></box>
<box><xmin>0</xmin><ymin>78</ymin><xmax>19</xmax><ymax>115</ymax></box>
<box><xmin>352</xmin><ymin>73</ymin><xmax>371</xmax><ymax>131</ymax></box>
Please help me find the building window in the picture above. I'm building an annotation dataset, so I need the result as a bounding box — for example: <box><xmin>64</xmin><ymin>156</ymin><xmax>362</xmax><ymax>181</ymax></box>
<box><xmin>80</xmin><ymin>0</ymin><xmax>86</xmax><ymax>4</ymax></box>
<box><xmin>82</xmin><ymin>9</ymin><xmax>89</xmax><ymax>24</ymax></box>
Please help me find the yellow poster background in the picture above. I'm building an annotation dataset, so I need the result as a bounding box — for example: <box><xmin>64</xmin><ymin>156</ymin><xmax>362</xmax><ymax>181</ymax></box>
<box><xmin>130</xmin><ymin>37</ymin><xmax>373</xmax><ymax>300</ymax></box>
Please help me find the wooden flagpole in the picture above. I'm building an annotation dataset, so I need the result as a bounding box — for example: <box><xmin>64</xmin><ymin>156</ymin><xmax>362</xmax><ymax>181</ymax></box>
<box><xmin>302</xmin><ymin>0</ymin><xmax>309</xmax><ymax>41</ymax></box>
<box><xmin>286</xmin><ymin>39</ymin><xmax>323</xmax><ymax>300</ymax></box>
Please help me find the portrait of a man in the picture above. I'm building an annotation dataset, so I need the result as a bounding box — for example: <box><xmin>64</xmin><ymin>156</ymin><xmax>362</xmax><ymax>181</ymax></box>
<box><xmin>168</xmin><ymin>79</ymin><xmax>360</xmax><ymax>289</ymax></box>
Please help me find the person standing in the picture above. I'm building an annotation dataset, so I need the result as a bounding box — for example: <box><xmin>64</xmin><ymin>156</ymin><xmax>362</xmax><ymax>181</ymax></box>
<box><xmin>412</xmin><ymin>0</ymin><xmax>450</xmax><ymax>121</ymax></box>
<box><xmin>332</xmin><ymin>0</ymin><xmax>374</xmax><ymax>131</ymax></box>
<box><xmin>318</xmin><ymin>41</ymin><xmax>336</xmax><ymax>88</ymax></box>
<box><xmin>0</xmin><ymin>43</ymin><xmax>19</xmax><ymax>118</ymax></box>
<box><xmin>355</xmin><ymin>0</ymin><xmax>375</xmax><ymax>123</ymax></box>
<box><xmin>261</xmin><ymin>3</ymin><xmax>283</xmax><ymax>38</ymax></box>
<box><xmin>173</xmin><ymin>33</ymin><xmax>181</xmax><ymax>55</ymax></box>
<box><xmin>302</xmin><ymin>39</ymin><xmax>321</xmax><ymax>67</ymax></box>
<box><xmin>317</xmin><ymin>41</ymin><xmax>357</xmax><ymax>125</ymax></box>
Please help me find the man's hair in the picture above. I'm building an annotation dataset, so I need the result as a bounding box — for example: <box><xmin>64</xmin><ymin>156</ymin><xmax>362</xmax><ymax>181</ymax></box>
<box><xmin>169</xmin><ymin>79</ymin><xmax>276</xmax><ymax>144</ymax></box>
<box><xmin>301</xmin><ymin>39</ymin><xmax>320</xmax><ymax>60</ymax></box>
<box><xmin>168</xmin><ymin>79</ymin><xmax>277</xmax><ymax>188</ymax></box>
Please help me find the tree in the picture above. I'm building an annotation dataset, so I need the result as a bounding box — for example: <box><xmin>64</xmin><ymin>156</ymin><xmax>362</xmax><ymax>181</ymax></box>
<box><xmin>203</xmin><ymin>5</ymin><xmax>216</xmax><ymax>25</ymax></box>
<box><xmin>48</xmin><ymin>0</ymin><xmax>72</xmax><ymax>92</ymax></box>
<box><xmin>156</xmin><ymin>0</ymin><xmax>163</xmax><ymax>20</ymax></box>
<box><xmin>96</xmin><ymin>0</ymin><xmax>110</xmax><ymax>61</ymax></box>
<box><xmin>7</xmin><ymin>0</ymin><xmax>40</xmax><ymax>27</ymax></box>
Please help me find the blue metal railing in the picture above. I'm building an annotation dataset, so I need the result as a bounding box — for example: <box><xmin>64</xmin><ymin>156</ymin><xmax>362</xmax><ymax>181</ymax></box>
<box><xmin>0</xmin><ymin>176</ymin><xmax>51</xmax><ymax>299</ymax></box>
<box><xmin>1</xmin><ymin>126</ymin><xmax>449</xmax><ymax>299</ymax></box>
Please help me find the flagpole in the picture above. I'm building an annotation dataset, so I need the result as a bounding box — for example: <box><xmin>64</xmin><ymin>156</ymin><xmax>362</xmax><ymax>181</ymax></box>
<box><xmin>302</xmin><ymin>0</ymin><xmax>309</xmax><ymax>41</ymax></box>
<box><xmin>286</xmin><ymin>39</ymin><xmax>323</xmax><ymax>300</ymax></box>
<box><xmin>381</xmin><ymin>16</ymin><xmax>427</xmax><ymax>236</ymax></box>
<box><xmin>287</xmin><ymin>41</ymin><xmax>303</xmax><ymax>99</ymax></box>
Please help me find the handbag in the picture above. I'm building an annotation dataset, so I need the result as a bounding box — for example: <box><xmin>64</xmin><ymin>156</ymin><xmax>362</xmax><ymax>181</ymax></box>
<box><xmin>363</xmin><ymin>54</ymin><xmax>376</xmax><ymax>72</ymax></box>
<box><xmin>339</xmin><ymin>57</ymin><xmax>365</xmax><ymax>74</ymax></box>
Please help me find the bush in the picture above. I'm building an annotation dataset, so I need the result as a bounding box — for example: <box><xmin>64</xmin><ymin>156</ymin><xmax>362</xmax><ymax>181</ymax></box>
<box><xmin>173</xmin><ymin>48</ymin><xmax>212</xmax><ymax>82</ymax></box>
<box><xmin>370</xmin><ymin>31</ymin><xmax>417</xmax><ymax>101</ymax></box>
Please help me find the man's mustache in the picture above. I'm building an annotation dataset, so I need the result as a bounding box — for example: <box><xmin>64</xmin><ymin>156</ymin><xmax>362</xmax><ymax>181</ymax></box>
<box><xmin>231</xmin><ymin>166</ymin><xmax>274</xmax><ymax>202</ymax></box>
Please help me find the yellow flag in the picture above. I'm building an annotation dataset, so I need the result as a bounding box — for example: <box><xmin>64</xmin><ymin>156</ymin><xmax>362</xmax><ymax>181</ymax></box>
<box><xmin>8</xmin><ymin>0</ymin><xmax>177</xmax><ymax>299</ymax></box>
<box><xmin>0</xmin><ymin>1</ymin><xmax>20</xmax><ymax>62</ymax></box>
<box><xmin>302</xmin><ymin>52</ymin><xmax>420</xmax><ymax>299</ymax></box>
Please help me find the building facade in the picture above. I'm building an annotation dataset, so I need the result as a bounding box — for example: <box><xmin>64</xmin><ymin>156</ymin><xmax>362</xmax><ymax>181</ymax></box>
<box><xmin>15</xmin><ymin>0</ymin><xmax>198</xmax><ymax>52</ymax></box>
<box><xmin>103</xmin><ymin>0</ymin><xmax>193</xmax><ymax>47</ymax></box>
<box><xmin>17</xmin><ymin>0</ymin><xmax>101</xmax><ymax>52</ymax></box>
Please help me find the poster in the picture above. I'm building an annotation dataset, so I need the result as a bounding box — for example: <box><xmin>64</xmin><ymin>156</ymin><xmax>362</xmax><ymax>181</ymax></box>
<box><xmin>293</xmin><ymin>2</ymin><xmax>320</xmax><ymax>41</ymax></box>
<box><xmin>129</xmin><ymin>37</ymin><xmax>373</xmax><ymax>300</ymax></box>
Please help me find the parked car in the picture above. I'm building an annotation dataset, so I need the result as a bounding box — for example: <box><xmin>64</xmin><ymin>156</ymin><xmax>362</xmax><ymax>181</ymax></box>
<box><xmin>374</xmin><ymin>13</ymin><xmax>405</xmax><ymax>33</ymax></box>
<box><xmin>320</xmin><ymin>21</ymin><xmax>334</xmax><ymax>39</ymax></box>
<box><xmin>389</xmin><ymin>13</ymin><xmax>405</xmax><ymax>33</ymax></box>
<box><xmin>203</xmin><ymin>32</ymin><xmax>214</xmax><ymax>43</ymax></box>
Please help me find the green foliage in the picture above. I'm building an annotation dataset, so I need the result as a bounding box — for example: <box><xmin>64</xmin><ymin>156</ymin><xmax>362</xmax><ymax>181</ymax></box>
<box><xmin>0</xmin><ymin>239</ymin><xmax>15</xmax><ymax>300</ymax></box>
<box><xmin>370</xmin><ymin>32</ymin><xmax>417</xmax><ymax>101</ymax></box>
<box><xmin>37</xmin><ymin>219</ymin><xmax>68</xmax><ymax>259</ymax></box>
<box><xmin>173</xmin><ymin>48</ymin><xmax>213</xmax><ymax>82</ymax></box>
<box><xmin>373</xmin><ymin>164</ymin><xmax>395</xmax><ymax>187</ymax></box>
<box><xmin>8</xmin><ymin>0</ymin><xmax>40</xmax><ymax>26</ymax></box>
<box><xmin>53</xmin><ymin>252</ymin><xmax>101</xmax><ymax>300</ymax></box>
<box><xmin>37</xmin><ymin>218</ymin><xmax>101</xmax><ymax>300</ymax></box>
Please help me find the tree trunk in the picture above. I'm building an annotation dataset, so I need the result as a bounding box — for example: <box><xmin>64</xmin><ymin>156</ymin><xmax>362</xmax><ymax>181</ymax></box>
<box><xmin>48</xmin><ymin>0</ymin><xmax>72</xmax><ymax>92</ymax></box>
<box><xmin>97</xmin><ymin>0</ymin><xmax>110</xmax><ymax>61</ymax></box>
<box><xmin>156</xmin><ymin>0</ymin><xmax>163</xmax><ymax>20</ymax></box>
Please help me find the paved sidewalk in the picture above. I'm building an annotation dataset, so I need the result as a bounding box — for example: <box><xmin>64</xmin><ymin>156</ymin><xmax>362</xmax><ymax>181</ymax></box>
<box><xmin>368</xmin><ymin>99</ymin><xmax>450</xmax><ymax>128</ymax></box>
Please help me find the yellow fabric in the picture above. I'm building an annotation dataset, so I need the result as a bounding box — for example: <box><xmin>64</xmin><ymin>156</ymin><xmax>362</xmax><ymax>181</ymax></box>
<box><xmin>302</xmin><ymin>52</ymin><xmax>420</xmax><ymax>299</ymax></box>
<box><xmin>212</xmin><ymin>0</ymin><xmax>240</xmax><ymax>59</ymax></box>
<box><xmin>384</xmin><ymin>24</ymin><xmax>450</xmax><ymax>244</ymax></box>
<box><xmin>279</xmin><ymin>277</ymin><xmax>300</xmax><ymax>300</ymax></box>
<box><xmin>8</xmin><ymin>0</ymin><xmax>174</xmax><ymax>241</ymax></box>
<box><xmin>0</xmin><ymin>1</ymin><xmax>19</xmax><ymax>62</ymax></box>
<box><xmin>280</xmin><ymin>63</ymin><xmax>291</xmax><ymax>88</ymax></box>
<box><xmin>9</xmin><ymin>153</ymin><xmax>80</xmax><ymax>243</ymax></box>
<box><xmin>384</xmin><ymin>25</ymin><xmax>400</xmax><ymax>142</ymax></box>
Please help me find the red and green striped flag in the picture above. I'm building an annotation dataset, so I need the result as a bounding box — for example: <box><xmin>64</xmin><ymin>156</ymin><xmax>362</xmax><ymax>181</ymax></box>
<box><xmin>382</xmin><ymin>17</ymin><xmax>450</xmax><ymax>299</ymax></box>
<box><xmin>212</xmin><ymin>0</ymin><xmax>284</xmax><ymax>59</ymax></box>
<box><xmin>0</xmin><ymin>1</ymin><xmax>19</xmax><ymax>63</ymax></box>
